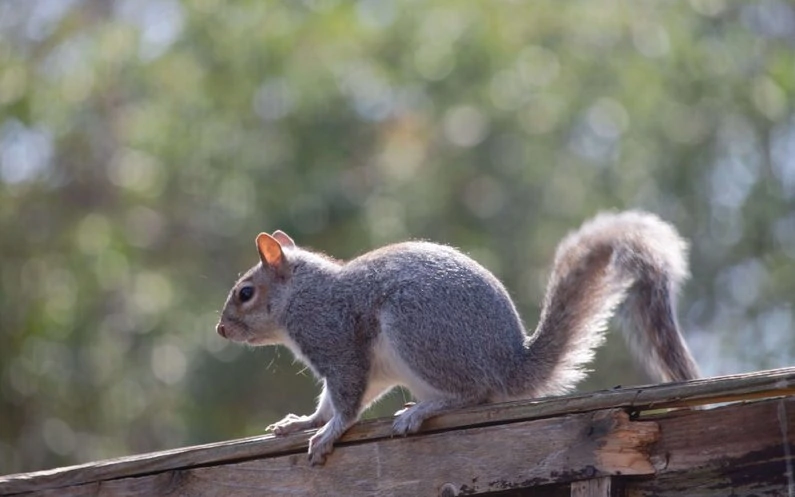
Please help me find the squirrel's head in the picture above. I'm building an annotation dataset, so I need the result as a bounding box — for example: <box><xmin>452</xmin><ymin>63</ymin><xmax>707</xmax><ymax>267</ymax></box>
<box><xmin>216</xmin><ymin>230</ymin><xmax>295</xmax><ymax>346</ymax></box>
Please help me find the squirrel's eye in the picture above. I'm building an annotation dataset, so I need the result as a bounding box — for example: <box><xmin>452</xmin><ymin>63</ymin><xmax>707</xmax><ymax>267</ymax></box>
<box><xmin>238</xmin><ymin>286</ymin><xmax>255</xmax><ymax>303</ymax></box>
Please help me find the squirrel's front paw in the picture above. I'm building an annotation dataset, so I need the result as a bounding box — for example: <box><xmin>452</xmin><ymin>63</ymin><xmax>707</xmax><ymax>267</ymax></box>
<box><xmin>267</xmin><ymin>414</ymin><xmax>319</xmax><ymax>436</ymax></box>
<box><xmin>307</xmin><ymin>429</ymin><xmax>334</xmax><ymax>466</ymax></box>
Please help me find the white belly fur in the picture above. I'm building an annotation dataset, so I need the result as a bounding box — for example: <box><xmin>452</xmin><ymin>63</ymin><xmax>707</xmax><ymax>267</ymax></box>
<box><xmin>369</xmin><ymin>328</ymin><xmax>444</xmax><ymax>402</ymax></box>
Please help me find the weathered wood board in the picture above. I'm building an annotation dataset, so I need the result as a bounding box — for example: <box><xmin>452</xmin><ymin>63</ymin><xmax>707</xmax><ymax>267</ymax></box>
<box><xmin>1</xmin><ymin>367</ymin><xmax>794</xmax><ymax>496</ymax></box>
<box><xmin>2</xmin><ymin>410</ymin><xmax>658</xmax><ymax>496</ymax></box>
<box><xmin>628</xmin><ymin>397</ymin><xmax>795</xmax><ymax>497</ymax></box>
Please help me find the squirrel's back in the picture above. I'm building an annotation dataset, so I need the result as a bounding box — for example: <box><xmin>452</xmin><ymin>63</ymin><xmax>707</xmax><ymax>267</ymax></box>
<box><xmin>345</xmin><ymin>240</ymin><xmax>505</xmax><ymax>290</ymax></box>
<box><xmin>340</xmin><ymin>240</ymin><xmax>529</xmax><ymax>400</ymax></box>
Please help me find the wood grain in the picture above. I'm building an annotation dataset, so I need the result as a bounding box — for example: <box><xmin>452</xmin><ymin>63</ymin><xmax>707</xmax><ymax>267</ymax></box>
<box><xmin>10</xmin><ymin>397</ymin><xmax>793</xmax><ymax>496</ymax></box>
<box><xmin>3</xmin><ymin>410</ymin><xmax>657</xmax><ymax>496</ymax></box>
<box><xmin>627</xmin><ymin>397</ymin><xmax>795</xmax><ymax>497</ymax></box>
<box><xmin>2</xmin><ymin>367</ymin><xmax>794</xmax><ymax>496</ymax></box>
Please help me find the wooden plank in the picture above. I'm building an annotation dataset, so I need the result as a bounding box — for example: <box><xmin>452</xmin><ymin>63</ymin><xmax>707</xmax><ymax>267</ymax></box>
<box><xmin>571</xmin><ymin>477</ymin><xmax>615</xmax><ymax>497</ymax></box>
<box><xmin>5</xmin><ymin>410</ymin><xmax>658</xmax><ymax>497</ymax></box>
<box><xmin>2</xmin><ymin>367</ymin><xmax>794</xmax><ymax>495</ymax></box>
<box><xmin>16</xmin><ymin>397</ymin><xmax>795</xmax><ymax>497</ymax></box>
<box><xmin>627</xmin><ymin>396</ymin><xmax>795</xmax><ymax>497</ymax></box>
<box><xmin>5</xmin><ymin>396</ymin><xmax>794</xmax><ymax>496</ymax></box>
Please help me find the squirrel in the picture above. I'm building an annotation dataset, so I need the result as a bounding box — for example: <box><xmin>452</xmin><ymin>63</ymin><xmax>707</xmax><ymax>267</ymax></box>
<box><xmin>216</xmin><ymin>210</ymin><xmax>700</xmax><ymax>465</ymax></box>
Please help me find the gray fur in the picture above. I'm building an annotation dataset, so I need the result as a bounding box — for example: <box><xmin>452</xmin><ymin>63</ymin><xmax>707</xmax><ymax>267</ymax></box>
<box><xmin>216</xmin><ymin>211</ymin><xmax>699</xmax><ymax>465</ymax></box>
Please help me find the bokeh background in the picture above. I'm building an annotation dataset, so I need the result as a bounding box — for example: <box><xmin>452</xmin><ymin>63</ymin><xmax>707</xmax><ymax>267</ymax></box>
<box><xmin>2</xmin><ymin>0</ymin><xmax>795</xmax><ymax>474</ymax></box>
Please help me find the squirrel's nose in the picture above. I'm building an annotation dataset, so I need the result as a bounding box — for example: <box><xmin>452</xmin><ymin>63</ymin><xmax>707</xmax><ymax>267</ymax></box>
<box><xmin>216</xmin><ymin>323</ymin><xmax>227</xmax><ymax>338</ymax></box>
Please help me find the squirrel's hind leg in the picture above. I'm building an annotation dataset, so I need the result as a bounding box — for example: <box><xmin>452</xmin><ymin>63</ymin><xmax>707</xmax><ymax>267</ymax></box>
<box><xmin>392</xmin><ymin>395</ymin><xmax>486</xmax><ymax>436</ymax></box>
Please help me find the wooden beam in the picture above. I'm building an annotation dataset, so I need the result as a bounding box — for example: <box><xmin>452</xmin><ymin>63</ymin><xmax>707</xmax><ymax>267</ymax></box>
<box><xmin>8</xmin><ymin>397</ymin><xmax>793</xmax><ymax>496</ymax></box>
<box><xmin>3</xmin><ymin>410</ymin><xmax>658</xmax><ymax>496</ymax></box>
<box><xmin>627</xmin><ymin>397</ymin><xmax>795</xmax><ymax>496</ymax></box>
<box><xmin>1</xmin><ymin>367</ymin><xmax>794</xmax><ymax>495</ymax></box>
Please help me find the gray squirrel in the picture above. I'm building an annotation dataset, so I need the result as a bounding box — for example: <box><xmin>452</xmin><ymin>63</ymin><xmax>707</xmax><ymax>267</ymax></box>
<box><xmin>216</xmin><ymin>210</ymin><xmax>699</xmax><ymax>465</ymax></box>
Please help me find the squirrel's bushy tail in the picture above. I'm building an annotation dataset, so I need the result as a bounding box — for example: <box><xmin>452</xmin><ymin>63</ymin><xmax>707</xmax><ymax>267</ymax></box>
<box><xmin>522</xmin><ymin>211</ymin><xmax>699</xmax><ymax>397</ymax></box>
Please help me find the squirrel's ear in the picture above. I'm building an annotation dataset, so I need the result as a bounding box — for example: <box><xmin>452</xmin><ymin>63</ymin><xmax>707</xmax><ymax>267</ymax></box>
<box><xmin>256</xmin><ymin>233</ymin><xmax>287</xmax><ymax>274</ymax></box>
<box><xmin>271</xmin><ymin>230</ymin><xmax>295</xmax><ymax>249</ymax></box>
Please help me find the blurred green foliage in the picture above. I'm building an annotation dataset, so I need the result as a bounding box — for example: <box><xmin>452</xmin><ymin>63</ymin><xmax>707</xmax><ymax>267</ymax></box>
<box><xmin>1</xmin><ymin>0</ymin><xmax>795</xmax><ymax>474</ymax></box>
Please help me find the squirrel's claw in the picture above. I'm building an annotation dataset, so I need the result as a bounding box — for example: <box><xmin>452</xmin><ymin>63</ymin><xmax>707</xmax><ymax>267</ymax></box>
<box><xmin>307</xmin><ymin>430</ymin><xmax>334</xmax><ymax>466</ymax></box>
<box><xmin>392</xmin><ymin>407</ymin><xmax>424</xmax><ymax>436</ymax></box>
<box><xmin>267</xmin><ymin>413</ymin><xmax>319</xmax><ymax>436</ymax></box>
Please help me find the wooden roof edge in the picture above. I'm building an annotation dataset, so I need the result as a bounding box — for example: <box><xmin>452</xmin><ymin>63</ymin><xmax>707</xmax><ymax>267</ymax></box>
<box><xmin>1</xmin><ymin>366</ymin><xmax>794</xmax><ymax>494</ymax></box>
